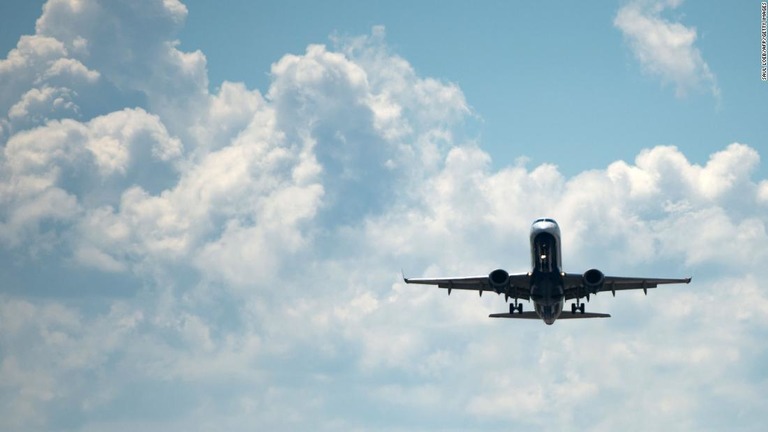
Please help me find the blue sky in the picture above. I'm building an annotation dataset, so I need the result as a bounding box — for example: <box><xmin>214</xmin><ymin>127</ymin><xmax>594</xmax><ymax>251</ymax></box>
<box><xmin>2</xmin><ymin>1</ymin><xmax>766</xmax><ymax>174</ymax></box>
<box><xmin>0</xmin><ymin>1</ymin><xmax>767</xmax><ymax>431</ymax></box>
<box><xmin>175</xmin><ymin>0</ymin><xmax>766</xmax><ymax>175</ymax></box>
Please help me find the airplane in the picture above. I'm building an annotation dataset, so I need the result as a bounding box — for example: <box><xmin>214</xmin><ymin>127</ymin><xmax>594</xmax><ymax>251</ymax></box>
<box><xmin>403</xmin><ymin>218</ymin><xmax>691</xmax><ymax>325</ymax></box>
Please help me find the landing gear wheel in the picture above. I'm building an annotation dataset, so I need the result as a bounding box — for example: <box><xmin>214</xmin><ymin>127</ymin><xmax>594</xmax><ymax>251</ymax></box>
<box><xmin>509</xmin><ymin>302</ymin><xmax>524</xmax><ymax>314</ymax></box>
<box><xmin>571</xmin><ymin>303</ymin><xmax>577</xmax><ymax>314</ymax></box>
<box><xmin>579</xmin><ymin>303</ymin><xmax>585</xmax><ymax>314</ymax></box>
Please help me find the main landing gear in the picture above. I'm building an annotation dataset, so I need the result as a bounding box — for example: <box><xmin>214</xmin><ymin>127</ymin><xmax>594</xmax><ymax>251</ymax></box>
<box><xmin>509</xmin><ymin>300</ymin><xmax>523</xmax><ymax>314</ymax></box>
<box><xmin>571</xmin><ymin>301</ymin><xmax>586</xmax><ymax>314</ymax></box>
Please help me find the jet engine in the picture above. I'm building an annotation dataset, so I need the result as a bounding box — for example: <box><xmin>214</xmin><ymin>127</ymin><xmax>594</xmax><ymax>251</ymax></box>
<box><xmin>488</xmin><ymin>269</ymin><xmax>510</xmax><ymax>293</ymax></box>
<box><xmin>583</xmin><ymin>268</ymin><xmax>605</xmax><ymax>294</ymax></box>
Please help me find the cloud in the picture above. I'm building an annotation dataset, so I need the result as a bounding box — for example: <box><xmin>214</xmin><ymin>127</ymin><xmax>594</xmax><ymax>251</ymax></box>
<box><xmin>614</xmin><ymin>0</ymin><xmax>719</xmax><ymax>98</ymax></box>
<box><xmin>0</xmin><ymin>1</ymin><xmax>766</xmax><ymax>431</ymax></box>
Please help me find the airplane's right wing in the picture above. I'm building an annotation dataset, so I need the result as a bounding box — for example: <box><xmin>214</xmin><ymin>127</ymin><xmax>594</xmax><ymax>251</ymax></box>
<box><xmin>403</xmin><ymin>273</ymin><xmax>531</xmax><ymax>299</ymax></box>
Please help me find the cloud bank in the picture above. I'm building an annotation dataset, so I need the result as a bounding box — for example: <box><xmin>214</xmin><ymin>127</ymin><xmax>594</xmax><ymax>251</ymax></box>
<box><xmin>0</xmin><ymin>1</ymin><xmax>765</xmax><ymax>431</ymax></box>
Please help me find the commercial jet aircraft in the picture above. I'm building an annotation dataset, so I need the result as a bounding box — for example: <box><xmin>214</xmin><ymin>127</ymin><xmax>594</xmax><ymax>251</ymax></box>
<box><xmin>403</xmin><ymin>218</ymin><xmax>691</xmax><ymax>325</ymax></box>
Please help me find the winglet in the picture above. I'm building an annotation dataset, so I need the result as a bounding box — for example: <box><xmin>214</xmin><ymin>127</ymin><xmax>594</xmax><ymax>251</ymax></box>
<box><xmin>686</xmin><ymin>277</ymin><xmax>692</xmax><ymax>284</ymax></box>
<box><xmin>401</xmin><ymin>269</ymin><xmax>409</xmax><ymax>283</ymax></box>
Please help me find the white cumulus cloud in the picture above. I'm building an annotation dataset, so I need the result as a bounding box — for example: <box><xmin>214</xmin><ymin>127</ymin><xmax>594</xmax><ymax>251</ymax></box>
<box><xmin>614</xmin><ymin>0</ymin><xmax>719</xmax><ymax>98</ymax></box>
<box><xmin>0</xmin><ymin>1</ymin><xmax>765</xmax><ymax>431</ymax></box>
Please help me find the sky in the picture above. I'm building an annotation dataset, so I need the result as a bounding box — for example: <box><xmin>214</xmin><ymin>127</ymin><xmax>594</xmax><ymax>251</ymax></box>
<box><xmin>0</xmin><ymin>0</ymin><xmax>767</xmax><ymax>431</ymax></box>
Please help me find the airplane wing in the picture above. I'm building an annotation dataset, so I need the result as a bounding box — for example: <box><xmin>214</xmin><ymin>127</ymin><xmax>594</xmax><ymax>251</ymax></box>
<box><xmin>403</xmin><ymin>273</ymin><xmax>532</xmax><ymax>300</ymax></box>
<box><xmin>562</xmin><ymin>273</ymin><xmax>692</xmax><ymax>300</ymax></box>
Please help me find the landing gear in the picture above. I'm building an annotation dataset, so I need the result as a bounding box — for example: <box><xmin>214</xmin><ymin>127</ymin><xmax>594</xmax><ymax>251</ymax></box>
<box><xmin>509</xmin><ymin>301</ymin><xmax>523</xmax><ymax>314</ymax></box>
<box><xmin>571</xmin><ymin>302</ymin><xmax>585</xmax><ymax>314</ymax></box>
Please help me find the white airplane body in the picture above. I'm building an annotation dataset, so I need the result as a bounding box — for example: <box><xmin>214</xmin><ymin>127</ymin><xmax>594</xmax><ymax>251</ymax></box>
<box><xmin>404</xmin><ymin>218</ymin><xmax>691</xmax><ymax>325</ymax></box>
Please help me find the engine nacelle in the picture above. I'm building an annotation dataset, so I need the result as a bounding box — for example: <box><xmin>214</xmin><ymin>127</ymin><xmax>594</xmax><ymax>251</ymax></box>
<box><xmin>488</xmin><ymin>269</ymin><xmax>510</xmax><ymax>293</ymax></box>
<box><xmin>583</xmin><ymin>268</ymin><xmax>605</xmax><ymax>294</ymax></box>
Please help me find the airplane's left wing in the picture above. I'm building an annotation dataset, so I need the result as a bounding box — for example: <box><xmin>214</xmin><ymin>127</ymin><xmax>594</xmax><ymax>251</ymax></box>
<box><xmin>403</xmin><ymin>273</ymin><xmax>531</xmax><ymax>299</ymax></box>
<box><xmin>563</xmin><ymin>273</ymin><xmax>691</xmax><ymax>300</ymax></box>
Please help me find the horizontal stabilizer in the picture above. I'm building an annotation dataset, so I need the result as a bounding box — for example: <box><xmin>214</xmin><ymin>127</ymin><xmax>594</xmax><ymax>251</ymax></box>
<box><xmin>489</xmin><ymin>311</ymin><xmax>611</xmax><ymax>319</ymax></box>
<box><xmin>489</xmin><ymin>312</ymin><xmax>541</xmax><ymax>319</ymax></box>
<box><xmin>553</xmin><ymin>312</ymin><xmax>611</xmax><ymax>319</ymax></box>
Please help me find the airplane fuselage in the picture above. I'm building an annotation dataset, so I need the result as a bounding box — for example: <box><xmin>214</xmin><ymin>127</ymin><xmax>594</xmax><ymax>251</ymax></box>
<box><xmin>529</xmin><ymin>218</ymin><xmax>565</xmax><ymax>324</ymax></box>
